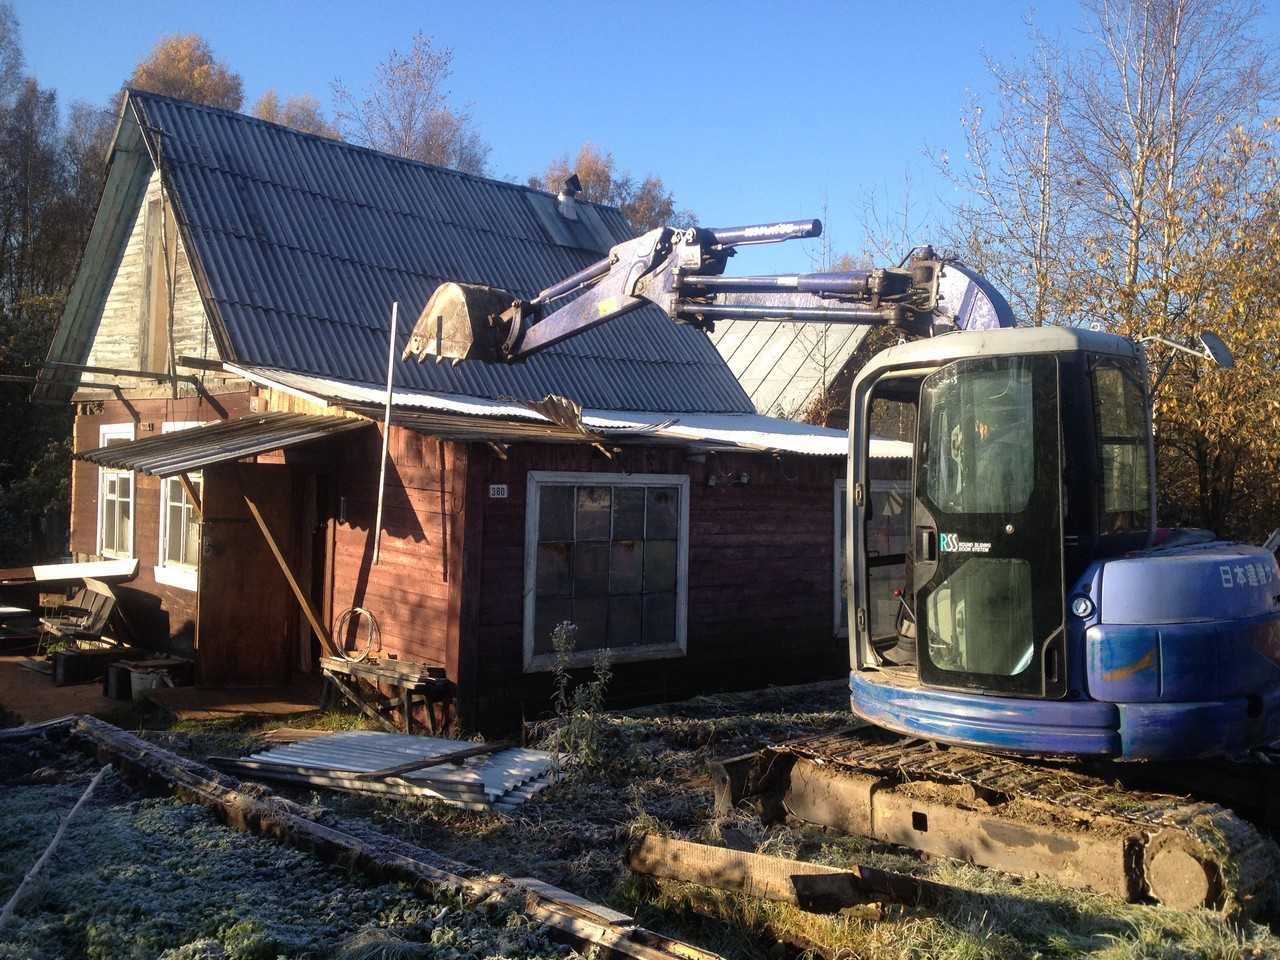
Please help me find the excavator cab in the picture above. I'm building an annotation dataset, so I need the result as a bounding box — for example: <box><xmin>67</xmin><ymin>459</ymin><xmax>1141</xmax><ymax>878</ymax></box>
<box><xmin>845</xmin><ymin>326</ymin><xmax>1280</xmax><ymax>760</ymax></box>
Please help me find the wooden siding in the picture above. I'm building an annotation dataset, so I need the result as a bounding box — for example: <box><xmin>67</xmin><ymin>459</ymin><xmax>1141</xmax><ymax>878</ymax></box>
<box><xmin>328</xmin><ymin>426</ymin><xmax>468</xmax><ymax>678</ymax></box>
<box><xmin>82</xmin><ymin>169</ymin><xmax>218</xmax><ymax>388</ymax></box>
<box><xmin>459</xmin><ymin>441</ymin><xmax>847</xmax><ymax>731</ymax></box>
<box><xmin>70</xmin><ymin>392</ymin><xmax>251</xmax><ymax>655</ymax></box>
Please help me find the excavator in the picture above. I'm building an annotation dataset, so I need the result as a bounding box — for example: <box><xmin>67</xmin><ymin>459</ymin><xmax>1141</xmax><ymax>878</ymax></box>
<box><xmin>404</xmin><ymin>218</ymin><xmax>1280</xmax><ymax>912</ymax></box>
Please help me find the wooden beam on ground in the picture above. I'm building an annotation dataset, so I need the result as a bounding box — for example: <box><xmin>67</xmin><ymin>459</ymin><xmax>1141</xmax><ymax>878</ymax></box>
<box><xmin>179</xmin><ymin>472</ymin><xmax>202</xmax><ymax>519</ymax></box>
<box><xmin>629</xmin><ymin>833</ymin><xmax>951</xmax><ymax>912</ymax></box>
<box><xmin>242</xmin><ymin>491</ymin><xmax>338</xmax><ymax>657</ymax></box>
<box><xmin>49</xmin><ymin>716</ymin><xmax>717</xmax><ymax>960</ymax></box>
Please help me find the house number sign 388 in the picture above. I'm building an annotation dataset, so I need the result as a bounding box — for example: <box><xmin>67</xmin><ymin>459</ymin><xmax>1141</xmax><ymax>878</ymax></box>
<box><xmin>488</xmin><ymin>484</ymin><xmax>509</xmax><ymax>499</ymax></box>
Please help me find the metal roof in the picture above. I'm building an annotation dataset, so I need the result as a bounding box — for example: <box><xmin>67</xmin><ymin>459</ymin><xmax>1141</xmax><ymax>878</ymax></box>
<box><xmin>75</xmin><ymin>412</ymin><xmax>371</xmax><ymax>476</ymax></box>
<box><xmin>709</xmin><ymin>320</ymin><xmax>869</xmax><ymax>417</ymax></box>
<box><xmin>231</xmin><ymin>364</ymin><xmax>909</xmax><ymax>458</ymax></box>
<box><xmin>126</xmin><ymin>91</ymin><xmax>754</xmax><ymax>414</ymax></box>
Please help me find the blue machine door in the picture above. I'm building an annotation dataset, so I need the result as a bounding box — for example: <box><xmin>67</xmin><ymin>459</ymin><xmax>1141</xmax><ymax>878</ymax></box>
<box><xmin>913</xmin><ymin>354</ymin><xmax>1067</xmax><ymax>697</ymax></box>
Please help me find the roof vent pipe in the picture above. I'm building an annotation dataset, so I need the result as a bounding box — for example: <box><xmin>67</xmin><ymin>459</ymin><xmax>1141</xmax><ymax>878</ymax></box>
<box><xmin>557</xmin><ymin>173</ymin><xmax>581</xmax><ymax>221</ymax></box>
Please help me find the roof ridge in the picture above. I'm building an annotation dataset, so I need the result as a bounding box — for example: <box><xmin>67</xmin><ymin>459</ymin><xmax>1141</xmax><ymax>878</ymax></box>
<box><xmin>125</xmin><ymin>87</ymin><xmax>630</xmax><ymax>223</ymax></box>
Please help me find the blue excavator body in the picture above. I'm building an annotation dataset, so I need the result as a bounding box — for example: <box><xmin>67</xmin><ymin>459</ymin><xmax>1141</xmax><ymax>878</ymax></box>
<box><xmin>850</xmin><ymin>537</ymin><xmax>1280</xmax><ymax>760</ymax></box>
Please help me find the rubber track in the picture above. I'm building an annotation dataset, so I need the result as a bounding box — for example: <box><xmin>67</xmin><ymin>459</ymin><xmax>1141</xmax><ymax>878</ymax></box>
<box><xmin>779</xmin><ymin>730</ymin><xmax>1280</xmax><ymax>911</ymax></box>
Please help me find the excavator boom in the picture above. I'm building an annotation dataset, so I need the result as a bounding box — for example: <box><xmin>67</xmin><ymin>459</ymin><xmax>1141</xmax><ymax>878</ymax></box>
<box><xmin>404</xmin><ymin>219</ymin><xmax>1014</xmax><ymax>365</ymax></box>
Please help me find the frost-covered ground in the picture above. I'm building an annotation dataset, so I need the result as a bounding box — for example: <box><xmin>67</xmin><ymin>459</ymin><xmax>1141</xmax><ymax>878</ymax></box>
<box><xmin>0</xmin><ymin>736</ymin><xmax>568</xmax><ymax>960</ymax></box>
<box><xmin>4</xmin><ymin>684</ymin><xmax>1280</xmax><ymax>959</ymax></box>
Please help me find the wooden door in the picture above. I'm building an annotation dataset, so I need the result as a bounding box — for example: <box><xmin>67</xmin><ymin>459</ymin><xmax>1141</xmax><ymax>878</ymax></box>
<box><xmin>196</xmin><ymin>463</ymin><xmax>298</xmax><ymax>686</ymax></box>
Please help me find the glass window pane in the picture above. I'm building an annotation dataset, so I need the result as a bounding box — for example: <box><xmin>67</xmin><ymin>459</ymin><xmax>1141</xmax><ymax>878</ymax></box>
<box><xmin>538</xmin><ymin>485</ymin><xmax>574</xmax><ymax>541</ymax></box>
<box><xmin>1095</xmin><ymin>365</ymin><xmax>1146</xmax><ymax>437</ymax></box>
<box><xmin>644</xmin><ymin>540</ymin><xmax>677</xmax><ymax>593</ymax></box>
<box><xmin>120</xmin><ymin>500</ymin><xmax>132</xmax><ymax>554</ymax></box>
<box><xmin>926</xmin><ymin>558</ymin><xmax>1033</xmax><ymax>676</ymax></box>
<box><xmin>868</xmin><ymin>480</ymin><xmax>910</xmax><ymax>558</ymax></box>
<box><xmin>534</xmin><ymin>596</ymin><xmax>573</xmax><ymax>655</ymax></box>
<box><xmin>610</xmin><ymin>540</ymin><xmax>643</xmax><ymax>594</ymax></box>
<box><xmin>1100</xmin><ymin>443</ymin><xmax>1150</xmax><ymax>515</ymax></box>
<box><xmin>573</xmin><ymin>596</ymin><xmax>608</xmax><ymax>651</ymax></box>
<box><xmin>608</xmin><ymin>595</ymin><xmax>643</xmax><ymax>647</ymax></box>
<box><xmin>183</xmin><ymin>511</ymin><xmax>200</xmax><ymax>567</ymax></box>
<box><xmin>924</xmin><ymin>360</ymin><xmax>1034</xmax><ymax>514</ymax></box>
<box><xmin>643</xmin><ymin>593</ymin><xmax>676</xmax><ymax>647</ymax></box>
<box><xmin>167</xmin><ymin>504</ymin><xmax>185</xmax><ymax>563</ymax></box>
<box><xmin>117</xmin><ymin>474</ymin><xmax>131</xmax><ymax>499</ymax></box>
<box><xmin>166</xmin><ymin>477</ymin><xmax>183</xmax><ymax>505</ymax></box>
<box><xmin>1092</xmin><ymin>361</ymin><xmax>1152</xmax><ymax>533</ymax></box>
<box><xmin>576</xmin><ymin>486</ymin><xmax>611</xmax><ymax>541</ymax></box>
<box><xmin>103</xmin><ymin>502</ymin><xmax>117</xmax><ymax>551</ymax></box>
<box><xmin>536</xmin><ymin>543</ymin><xmax>572</xmax><ymax>595</ymax></box>
<box><xmin>574</xmin><ymin>542</ymin><xmax>610</xmax><ymax>596</ymax></box>
<box><xmin>612</xmin><ymin>487</ymin><xmax>645</xmax><ymax>539</ymax></box>
<box><xmin>646</xmin><ymin>487</ymin><xmax>679</xmax><ymax>539</ymax></box>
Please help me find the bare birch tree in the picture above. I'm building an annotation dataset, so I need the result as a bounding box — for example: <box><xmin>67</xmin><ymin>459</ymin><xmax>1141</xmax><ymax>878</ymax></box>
<box><xmin>332</xmin><ymin>33</ymin><xmax>489</xmax><ymax>174</ymax></box>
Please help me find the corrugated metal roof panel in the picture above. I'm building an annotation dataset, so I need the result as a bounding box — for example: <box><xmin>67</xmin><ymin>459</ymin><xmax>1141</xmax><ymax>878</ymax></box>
<box><xmin>75</xmin><ymin>412</ymin><xmax>371</xmax><ymax>476</ymax></box>
<box><xmin>129</xmin><ymin>92</ymin><xmax>752</xmax><ymax>414</ymax></box>
<box><xmin>229</xmin><ymin>364</ymin><xmax>910</xmax><ymax>458</ymax></box>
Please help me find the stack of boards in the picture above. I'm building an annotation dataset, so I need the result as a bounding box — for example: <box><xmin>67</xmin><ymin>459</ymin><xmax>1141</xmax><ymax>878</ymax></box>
<box><xmin>213</xmin><ymin>731</ymin><xmax>560</xmax><ymax>812</ymax></box>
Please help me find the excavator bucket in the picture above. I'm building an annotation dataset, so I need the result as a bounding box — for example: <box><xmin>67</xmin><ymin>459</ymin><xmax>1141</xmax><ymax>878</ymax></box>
<box><xmin>403</xmin><ymin>281</ymin><xmax>518</xmax><ymax>364</ymax></box>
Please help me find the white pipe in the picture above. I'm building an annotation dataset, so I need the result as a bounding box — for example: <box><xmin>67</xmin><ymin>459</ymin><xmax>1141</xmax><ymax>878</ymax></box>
<box><xmin>372</xmin><ymin>301</ymin><xmax>398</xmax><ymax>565</ymax></box>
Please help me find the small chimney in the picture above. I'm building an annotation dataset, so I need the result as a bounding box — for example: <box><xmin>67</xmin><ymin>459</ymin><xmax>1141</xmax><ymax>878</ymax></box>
<box><xmin>557</xmin><ymin>173</ymin><xmax>581</xmax><ymax>220</ymax></box>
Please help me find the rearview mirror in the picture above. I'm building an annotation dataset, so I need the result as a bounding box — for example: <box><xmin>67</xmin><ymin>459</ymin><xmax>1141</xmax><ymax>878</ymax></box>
<box><xmin>1199</xmin><ymin>331</ymin><xmax>1234</xmax><ymax>369</ymax></box>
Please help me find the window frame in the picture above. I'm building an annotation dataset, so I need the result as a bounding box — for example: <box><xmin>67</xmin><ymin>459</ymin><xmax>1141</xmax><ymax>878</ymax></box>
<box><xmin>523</xmin><ymin>470</ymin><xmax>690</xmax><ymax>673</ymax></box>
<box><xmin>96</xmin><ymin>423</ymin><xmax>136</xmax><ymax>558</ymax></box>
<box><xmin>154</xmin><ymin>421</ymin><xmax>203</xmax><ymax>592</ymax></box>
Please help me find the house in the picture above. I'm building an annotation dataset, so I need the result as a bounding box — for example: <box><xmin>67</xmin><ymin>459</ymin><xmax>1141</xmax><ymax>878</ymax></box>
<box><xmin>39</xmin><ymin>91</ymin><xmax>909</xmax><ymax>730</ymax></box>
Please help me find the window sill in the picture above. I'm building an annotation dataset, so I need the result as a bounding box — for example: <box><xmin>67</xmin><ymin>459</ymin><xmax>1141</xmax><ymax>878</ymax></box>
<box><xmin>524</xmin><ymin>642</ymin><xmax>685</xmax><ymax>674</ymax></box>
<box><xmin>153</xmin><ymin>564</ymin><xmax>198</xmax><ymax>592</ymax></box>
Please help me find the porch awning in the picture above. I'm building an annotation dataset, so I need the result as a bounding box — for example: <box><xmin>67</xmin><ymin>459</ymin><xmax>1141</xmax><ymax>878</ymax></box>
<box><xmin>75</xmin><ymin>412</ymin><xmax>371</xmax><ymax>477</ymax></box>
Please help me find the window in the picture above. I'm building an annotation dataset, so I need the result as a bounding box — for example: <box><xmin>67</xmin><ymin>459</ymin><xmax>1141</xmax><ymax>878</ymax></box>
<box><xmin>155</xmin><ymin>422</ymin><xmax>202</xmax><ymax>591</ymax></box>
<box><xmin>524</xmin><ymin>472</ymin><xmax>689</xmax><ymax>671</ymax></box>
<box><xmin>97</xmin><ymin>424</ymin><xmax>135</xmax><ymax>558</ymax></box>
<box><xmin>924</xmin><ymin>359</ymin><xmax>1035</xmax><ymax>515</ymax></box>
<box><xmin>1092</xmin><ymin>359</ymin><xmax>1151</xmax><ymax>533</ymax></box>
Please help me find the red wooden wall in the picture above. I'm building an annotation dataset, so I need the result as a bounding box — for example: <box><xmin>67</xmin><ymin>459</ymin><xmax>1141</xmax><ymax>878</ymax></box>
<box><xmin>457</xmin><ymin>441</ymin><xmax>847</xmax><ymax>731</ymax></box>
<box><xmin>327</xmin><ymin>426</ymin><xmax>469</xmax><ymax>678</ymax></box>
<box><xmin>69</xmin><ymin>390</ymin><xmax>250</xmax><ymax>655</ymax></box>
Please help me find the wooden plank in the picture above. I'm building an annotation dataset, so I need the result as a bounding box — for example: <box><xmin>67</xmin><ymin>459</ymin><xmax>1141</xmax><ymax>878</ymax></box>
<box><xmin>355</xmin><ymin>742</ymin><xmax>511</xmax><ymax>781</ymax></box>
<box><xmin>628</xmin><ymin>833</ymin><xmax>950</xmax><ymax>912</ymax></box>
<box><xmin>56</xmin><ymin>716</ymin><xmax>716</xmax><ymax>960</ymax></box>
<box><xmin>325</xmin><ymin>673</ymin><xmax>399</xmax><ymax>733</ymax></box>
<box><xmin>178</xmin><ymin>472</ymin><xmax>202</xmax><ymax>519</ymax></box>
<box><xmin>243</xmin><ymin>488</ymin><xmax>337</xmax><ymax>658</ymax></box>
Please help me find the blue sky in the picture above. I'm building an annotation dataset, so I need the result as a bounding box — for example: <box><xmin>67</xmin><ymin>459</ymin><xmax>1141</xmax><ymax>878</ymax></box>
<box><xmin>12</xmin><ymin>1</ymin><xmax>1249</xmax><ymax>273</ymax></box>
